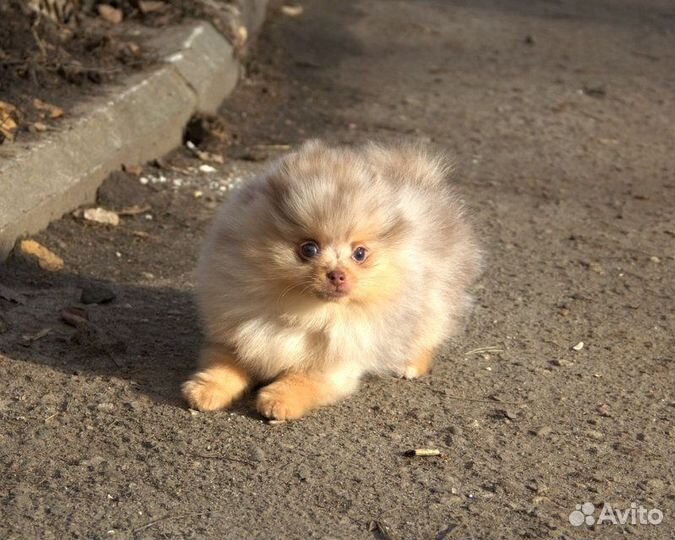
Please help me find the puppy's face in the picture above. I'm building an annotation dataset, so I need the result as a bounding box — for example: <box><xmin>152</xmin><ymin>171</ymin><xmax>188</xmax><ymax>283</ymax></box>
<box><xmin>290</xmin><ymin>233</ymin><xmax>395</xmax><ymax>304</ymax></box>
<box><xmin>241</xmin><ymin>144</ymin><xmax>409</xmax><ymax>307</ymax></box>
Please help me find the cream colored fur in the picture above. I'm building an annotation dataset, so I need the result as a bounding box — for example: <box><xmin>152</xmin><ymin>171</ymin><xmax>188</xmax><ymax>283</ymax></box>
<box><xmin>182</xmin><ymin>140</ymin><xmax>482</xmax><ymax>419</ymax></box>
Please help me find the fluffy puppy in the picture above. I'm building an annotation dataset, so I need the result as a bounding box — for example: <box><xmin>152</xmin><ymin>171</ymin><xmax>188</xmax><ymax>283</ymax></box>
<box><xmin>182</xmin><ymin>140</ymin><xmax>482</xmax><ymax>420</ymax></box>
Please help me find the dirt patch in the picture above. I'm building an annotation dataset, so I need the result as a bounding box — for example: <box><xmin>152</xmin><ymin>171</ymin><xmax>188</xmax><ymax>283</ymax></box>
<box><xmin>0</xmin><ymin>0</ymin><xmax>253</xmax><ymax>144</ymax></box>
<box><xmin>0</xmin><ymin>2</ymin><xmax>159</xmax><ymax>142</ymax></box>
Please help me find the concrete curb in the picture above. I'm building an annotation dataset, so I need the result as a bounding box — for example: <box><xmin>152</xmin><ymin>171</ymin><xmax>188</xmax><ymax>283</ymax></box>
<box><xmin>0</xmin><ymin>2</ymin><xmax>268</xmax><ymax>260</ymax></box>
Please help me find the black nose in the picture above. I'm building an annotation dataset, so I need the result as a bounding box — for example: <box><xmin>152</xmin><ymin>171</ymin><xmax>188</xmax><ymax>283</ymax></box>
<box><xmin>326</xmin><ymin>270</ymin><xmax>346</xmax><ymax>284</ymax></box>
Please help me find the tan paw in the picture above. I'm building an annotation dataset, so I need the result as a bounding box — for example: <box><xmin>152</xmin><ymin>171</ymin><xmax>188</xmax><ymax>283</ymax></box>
<box><xmin>401</xmin><ymin>365</ymin><xmax>421</xmax><ymax>380</ymax></box>
<box><xmin>182</xmin><ymin>373</ymin><xmax>240</xmax><ymax>411</ymax></box>
<box><xmin>256</xmin><ymin>385</ymin><xmax>307</xmax><ymax>420</ymax></box>
<box><xmin>399</xmin><ymin>350</ymin><xmax>434</xmax><ymax>380</ymax></box>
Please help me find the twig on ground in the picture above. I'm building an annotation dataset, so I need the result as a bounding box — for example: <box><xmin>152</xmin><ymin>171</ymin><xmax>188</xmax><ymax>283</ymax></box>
<box><xmin>130</xmin><ymin>511</ymin><xmax>208</xmax><ymax>536</ymax></box>
<box><xmin>464</xmin><ymin>345</ymin><xmax>504</xmax><ymax>356</ymax></box>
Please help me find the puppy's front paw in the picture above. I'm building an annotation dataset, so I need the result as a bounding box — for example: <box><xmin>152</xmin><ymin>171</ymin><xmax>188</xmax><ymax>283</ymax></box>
<box><xmin>182</xmin><ymin>371</ymin><xmax>241</xmax><ymax>411</ymax></box>
<box><xmin>399</xmin><ymin>350</ymin><xmax>434</xmax><ymax>380</ymax></box>
<box><xmin>256</xmin><ymin>384</ymin><xmax>307</xmax><ymax>420</ymax></box>
<box><xmin>401</xmin><ymin>365</ymin><xmax>421</xmax><ymax>380</ymax></box>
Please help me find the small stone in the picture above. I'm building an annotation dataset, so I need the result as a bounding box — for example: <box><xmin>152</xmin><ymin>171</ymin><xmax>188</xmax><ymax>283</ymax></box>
<box><xmin>250</xmin><ymin>447</ymin><xmax>266</xmax><ymax>462</ymax></box>
<box><xmin>572</xmin><ymin>341</ymin><xmax>584</xmax><ymax>351</ymax></box>
<box><xmin>297</xmin><ymin>465</ymin><xmax>310</xmax><ymax>481</ymax></box>
<box><xmin>596</xmin><ymin>403</ymin><xmax>611</xmax><ymax>417</ymax></box>
<box><xmin>198</xmin><ymin>164</ymin><xmax>217</xmax><ymax>174</ymax></box>
<box><xmin>18</xmin><ymin>239</ymin><xmax>64</xmax><ymax>271</ymax></box>
<box><xmin>83</xmin><ymin>207</ymin><xmax>120</xmax><ymax>226</ymax></box>
<box><xmin>96</xmin><ymin>402</ymin><xmax>115</xmax><ymax>411</ymax></box>
<box><xmin>586</xmin><ymin>429</ymin><xmax>604</xmax><ymax>441</ymax></box>
<box><xmin>32</xmin><ymin>98</ymin><xmax>63</xmax><ymax>119</ymax></box>
<box><xmin>532</xmin><ymin>426</ymin><xmax>552</xmax><ymax>437</ymax></box>
<box><xmin>123</xmin><ymin>400</ymin><xmax>143</xmax><ymax>411</ymax></box>
<box><xmin>98</xmin><ymin>4</ymin><xmax>123</xmax><ymax>24</ymax></box>
<box><xmin>551</xmin><ymin>358</ymin><xmax>574</xmax><ymax>367</ymax></box>
<box><xmin>235</xmin><ymin>25</ymin><xmax>248</xmax><ymax>47</ymax></box>
<box><xmin>138</xmin><ymin>1</ymin><xmax>166</xmax><ymax>14</ymax></box>
<box><xmin>589</xmin><ymin>262</ymin><xmax>605</xmax><ymax>274</ymax></box>
<box><xmin>649</xmin><ymin>256</ymin><xmax>661</xmax><ymax>263</ymax></box>
<box><xmin>80</xmin><ymin>455</ymin><xmax>106</xmax><ymax>467</ymax></box>
<box><xmin>81</xmin><ymin>284</ymin><xmax>116</xmax><ymax>304</ymax></box>
<box><xmin>124</xmin><ymin>164</ymin><xmax>143</xmax><ymax>176</ymax></box>
<box><xmin>281</xmin><ymin>4</ymin><xmax>303</xmax><ymax>16</ymax></box>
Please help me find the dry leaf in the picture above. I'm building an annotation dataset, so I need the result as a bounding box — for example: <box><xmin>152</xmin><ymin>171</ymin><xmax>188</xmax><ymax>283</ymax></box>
<box><xmin>33</xmin><ymin>98</ymin><xmax>64</xmax><ymax>119</ymax></box>
<box><xmin>18</xmin><ymin>240</ymin><xmax>64</xmax><ymax>271</ymax></box>
<box><xmin>98</xmin><ymin>4</ymin><xmax>123</xmax><ymax>24</ymax></box>
<box><xmin>0</xmin><ymin>100</ymin><xmax>18</xmax><ymax>141</ymax></box>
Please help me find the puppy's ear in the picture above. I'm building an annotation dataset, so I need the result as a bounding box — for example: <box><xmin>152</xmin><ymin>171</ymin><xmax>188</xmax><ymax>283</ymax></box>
<box><xmin>265</xmin><ymin>170</ymin><xmax>290</xmax><ymax>201</ymax></box>
<box><xmin>263</xmin><ymin>169</ymin><xmax>301</xmax><ymax>227</ymax></box>
<box><xmin>298</xmin><ymin>139</ymin><xmax>326</xmax><ymax>153</ymax></box>
<box><xmin>381</xmin><ymin>213</ymin><xmax>410</xmax><ymax>243</ymax></box>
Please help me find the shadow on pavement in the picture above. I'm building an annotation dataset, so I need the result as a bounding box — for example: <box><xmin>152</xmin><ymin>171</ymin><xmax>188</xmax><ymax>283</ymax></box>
<box><xmin>0</xmin><ymin>257</ymin><xmax>201</xmax><ymax>409</ymax></box>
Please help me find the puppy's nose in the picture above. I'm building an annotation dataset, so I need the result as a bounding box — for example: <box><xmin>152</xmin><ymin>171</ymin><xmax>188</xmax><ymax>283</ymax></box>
<box><xmin>326</xmin><ymin>270</ymin><xmax>346</xmax><ymax>285</ymax></box>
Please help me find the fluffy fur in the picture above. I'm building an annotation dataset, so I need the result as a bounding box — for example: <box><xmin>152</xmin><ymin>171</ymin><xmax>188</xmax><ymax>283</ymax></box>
<box><xmin>182</xmin><ymin>140</ymin><xmax>482</xmax><ymax>419</ymax></box>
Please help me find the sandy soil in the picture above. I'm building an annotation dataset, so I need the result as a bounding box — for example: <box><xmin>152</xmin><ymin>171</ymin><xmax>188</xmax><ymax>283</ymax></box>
<box><xmin>1</xmin><ymin>1</ymin><xmax>674</xmax><ymax>538</ymax></box>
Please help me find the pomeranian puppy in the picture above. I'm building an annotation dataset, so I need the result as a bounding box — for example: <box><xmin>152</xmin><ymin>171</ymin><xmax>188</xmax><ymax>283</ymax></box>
<box><xmin>182</xmin><ymin>140</ymin><xmax>482</xmax><ymax>420</ymax></box>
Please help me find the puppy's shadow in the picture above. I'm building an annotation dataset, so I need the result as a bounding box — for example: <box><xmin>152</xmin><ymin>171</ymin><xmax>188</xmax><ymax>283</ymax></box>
<box><xmin>0</xmin><ymin>256</ymin><xmax>262</xmax><ymax>419</ymax></box>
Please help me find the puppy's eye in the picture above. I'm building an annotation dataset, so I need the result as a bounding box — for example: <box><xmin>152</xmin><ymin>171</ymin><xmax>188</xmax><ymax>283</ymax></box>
<box><xmin>352</xmin><ymin>246</ymin><xmax>368</xmax><ymax>263</ymax></box>
<box><xmin>299</xmin><ymin>241</ymin><xmax>320</xmax><ymax>260</ymax></box>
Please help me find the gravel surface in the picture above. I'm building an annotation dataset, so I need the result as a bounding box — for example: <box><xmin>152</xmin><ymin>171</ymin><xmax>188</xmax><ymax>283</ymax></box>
<box><xmin>1</xmin><ymin>1</ymin><xmax>674</xmax><ymax>538</ymax></box>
